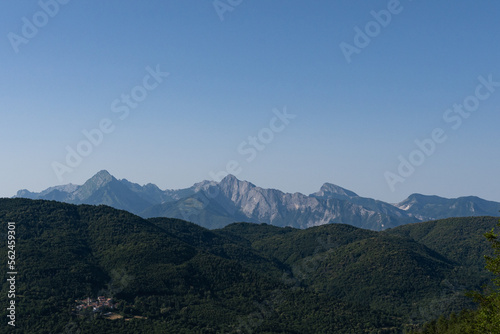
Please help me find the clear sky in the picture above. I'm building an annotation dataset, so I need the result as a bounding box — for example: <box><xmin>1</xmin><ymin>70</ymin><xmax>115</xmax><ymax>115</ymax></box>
<box><xmin>1</xmin><ymin>0</ymin><xmax>499</xmax><ymax>203</ymax></box>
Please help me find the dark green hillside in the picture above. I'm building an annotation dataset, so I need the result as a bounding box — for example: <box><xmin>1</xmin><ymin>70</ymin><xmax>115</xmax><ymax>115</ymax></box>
<box><xmin>305</xmin><ymin>235</ymin><xmax>458</xmax><ymax>315</ymax></box>
<box><xmin>410</xmin><ymin>218</ymin><xmax>500</xmax><ymax>333</ymax></box>
<box><xmin>218</xmin><ymin>221</ymin><xmax>492</xmax><ymax>326</ymax></box>
<box><xmin>1</xmin><ymin>199</ymin><xmax>498</xmax><ymax>332</ymax></box>
<box><xmin>215</xmin><ymin>221</ymin><xmax>297</xmax><ymax>245</ymax></box>
<box><xmin>219</xmin><ymin>220</ymin><xmax>472</xmax><ymax>320</ymax></box>
<box><xmin>148</xmin><ymin>218</ymin><xmax>286</xmax><ymax>278</ymax></box>
<box><xmin>0</xmin><ymin>200</ymin><xmax>109</xmax><ymax>319</ymax></box>
<box><xmin>0</xmin><ymin>199</ymin><xmax>401</xmax><ymax>333</ymax></box>
<box><xmin>0</xmin><ymin>199</ymin><xmax>283</xmax><ymax>332</ymax></box>
<box><xmin>385</xmin><ymin>217</ymin><xmax>497</xmax><ymax>269</ymax></box>
<box><xmin>249</xmin><ymin>223</ymin><xmax>378</xmax><ymax>265</ymax></box>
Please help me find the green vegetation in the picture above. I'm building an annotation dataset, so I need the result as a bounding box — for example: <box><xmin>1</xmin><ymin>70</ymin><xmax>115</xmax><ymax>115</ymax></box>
<box><xmin>0</xmin><ymin>199</ymin><xmax>499</xmax><ymax>333</ymax></box>
<box><xmin>413</xmin><ymin>218</ymin><xmax>500</xmax><ymax>333</ymax></box>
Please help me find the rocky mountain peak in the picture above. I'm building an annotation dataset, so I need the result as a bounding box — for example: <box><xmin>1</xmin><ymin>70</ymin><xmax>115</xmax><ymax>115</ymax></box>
<box><xmin>12</xmin><ymin>171</ymin><xmax>500</xmax><ymax>231</ymax></box>
<box><xmin>312</xmin><ymin>183</ymin><xmax>358</xmax><ymax>199</ymax></box>
<box><xmin>73</xmin><ymin>170</ymin><xmax>116</xmax><ymax>200</ymax></box>
<box><xmin>219</xmin><ymin>174</ymin><xmax>238</xmax><ymax>184</ymax></box>
<box><xmin>219</xmin><ymin>175</ymin><xmax>255</xmax><ymax>191</ymax></box>
<box><xmin>92</xmin><ymin>170</ymin><xmax>113</xmax><ymax>185</ymax></box>
<box><xmin>15</xmin><ymin>189</ymin><xmax>35</xmax><ymax>198</ymax></box>
<box><xmin>216</xmin><ymin>175</ymin><xmax>260</xmax><ymax>205</ymax></box>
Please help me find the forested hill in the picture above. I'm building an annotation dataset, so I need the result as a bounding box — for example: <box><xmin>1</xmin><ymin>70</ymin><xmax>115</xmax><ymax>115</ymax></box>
<box><xmin>0</xmin><ymin>198</ymin><xmax>497</xmax><ymax>333</ymax></box>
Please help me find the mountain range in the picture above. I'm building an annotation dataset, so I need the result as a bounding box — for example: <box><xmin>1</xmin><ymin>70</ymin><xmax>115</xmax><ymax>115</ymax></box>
<box><xmin>14</xmin><ymin>170</ymin><xmax>500</xmax><ymax>230</ymax></box>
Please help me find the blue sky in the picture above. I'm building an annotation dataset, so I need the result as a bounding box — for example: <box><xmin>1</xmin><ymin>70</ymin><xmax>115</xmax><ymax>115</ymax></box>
<box><xmin>1</xmin><ymin>0</ymin><xmax>499</xmax><ymax>203</ymax></box>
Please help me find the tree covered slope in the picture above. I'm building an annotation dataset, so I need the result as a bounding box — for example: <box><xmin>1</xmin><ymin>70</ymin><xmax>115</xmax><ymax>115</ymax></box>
<box><xmin>0</xmin><ymin>198</ymin><xmax>498</xmax><ymax>333</ymax></box>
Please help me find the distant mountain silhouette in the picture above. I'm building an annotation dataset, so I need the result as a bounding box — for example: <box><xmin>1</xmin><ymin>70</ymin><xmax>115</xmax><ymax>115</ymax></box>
<box><xmin>14</xmin><ymin>170</ymin><xmax>500</xmax><ymax>230</ymax></box>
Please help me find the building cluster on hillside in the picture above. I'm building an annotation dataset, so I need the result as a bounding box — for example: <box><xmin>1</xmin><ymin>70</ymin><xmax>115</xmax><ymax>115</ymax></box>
<box><xmin>75</xmin><ymin>296</ymin><xmax>116</xmax><ymax>313</ymax></box>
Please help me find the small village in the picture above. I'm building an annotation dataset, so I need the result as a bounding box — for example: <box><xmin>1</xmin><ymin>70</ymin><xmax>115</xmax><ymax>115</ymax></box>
<box><xmin>74</xmin><ymin>297</ymin><xmax>147</xmax><ymax>321</ymax></box>
<box><xmin>74</xmin><ymin>296</ymin><xmax>117</xmax><ymax>314</ymax></box>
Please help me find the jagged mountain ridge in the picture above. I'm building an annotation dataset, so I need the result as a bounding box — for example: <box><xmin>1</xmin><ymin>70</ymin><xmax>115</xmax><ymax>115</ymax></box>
<box><xmin>395</xmin><ymin>193</ymin><xmax>500</xmax><ymax>221</ymax></box>
<box><xmin>14</xmin><ymin>170</ymin><xmax>500</xmax><ymax>230</ymax></box>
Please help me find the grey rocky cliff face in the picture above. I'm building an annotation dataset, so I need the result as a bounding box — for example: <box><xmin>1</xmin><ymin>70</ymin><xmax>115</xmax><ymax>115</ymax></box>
<box><xmin>213</xmin><ymin>175</ymin><xmax>396</xmax><ymax>230</ymax></box>
<box><xmin>13</xmin><ymin>171</ymin><xmax>500</xmax><ymax>231</ymax></box>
